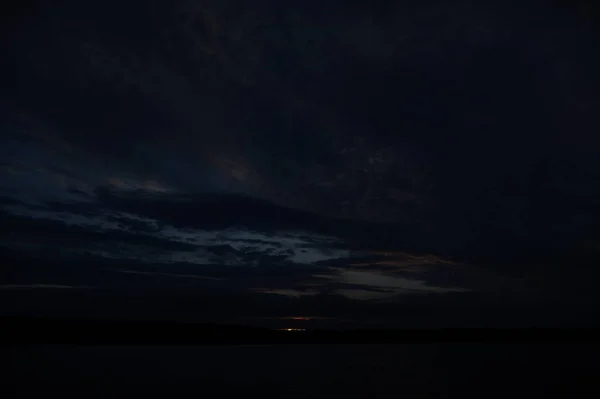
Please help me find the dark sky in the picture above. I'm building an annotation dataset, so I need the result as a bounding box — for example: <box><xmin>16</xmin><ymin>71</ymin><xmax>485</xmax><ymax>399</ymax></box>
<box><xmin>1</xmin><ymin>0</ymin><xmax>599</xmax><ymax>327</ymax></box>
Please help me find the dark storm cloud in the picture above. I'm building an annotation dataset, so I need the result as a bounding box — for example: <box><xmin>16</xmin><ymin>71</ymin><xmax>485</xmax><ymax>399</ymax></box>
<box><xmin>1</xmin><ymin>0</ymin><xmax>596</xmax><ymax>269</ymax></box>
<box><xmin>4</xmin><ymin>180</ymin><xmax>596</xmax><ymax>303</ymax></box>
<box><xmin>0</xmin><ymin>206</ymin><xmax>198</xmax><ymax>252</ymax></box>
<box><xmin>0</xmin><ymin>196</ymin><xmax>21</xmax><ymax>206</ymax></box>
<box><xmin>2</xmin><ymin>0</ymin><xmax>600</xmax><ymax>319</ymax></box>
<box><xmin>93</xmin><ymin>186</ymin><xmax>325</xmax><ymax>231</ymax></box>
<box><xmin>1</xmin><ymin>191</ymin><xmax>488</xmax><ymax>300</ymax></box>
<box><xmin>1</xmin><ymin>192</ymin><xmax>351</xmax><ymax>270</ymax></box>
<box><xmin>3</xmin><ymin>0</ymin><xmax>599</xmax><ymax>223</ymax></box>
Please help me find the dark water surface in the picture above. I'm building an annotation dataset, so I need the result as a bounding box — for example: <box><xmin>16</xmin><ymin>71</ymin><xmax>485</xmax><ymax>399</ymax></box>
<box><xmin>3</xmin><ymin>344</ymin><xmax>599</xmax><ymax>398</ymax></box>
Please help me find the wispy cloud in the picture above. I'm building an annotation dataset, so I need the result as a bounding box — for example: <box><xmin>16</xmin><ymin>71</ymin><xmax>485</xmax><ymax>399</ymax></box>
<box><xmin>107</xmin><ymin>177</ymin><xmax>174</xmax><ymax>193</ymax></box>
<box><xmin>0</xmin><ymin>186</ymin><xmax>534</xmax><ymax>302</ymax></box>
<box><xmin>249</xmin><ymin>288</ymin><xmax>321</xmax><ymax>297</ymax></box>
<box><xmin>338</xmin><ymin>270</ymin><xmax>466</xmax><ymax>294</ymax></box>
<box><xmin>108</xmin><ymin>269</ymin><xmax>224</xmax><ymax>281</ymax></box>
<box><xmin>0</xmin><ymin>284</ymin><xmax>93</xmax><ymax>290</ymax></box>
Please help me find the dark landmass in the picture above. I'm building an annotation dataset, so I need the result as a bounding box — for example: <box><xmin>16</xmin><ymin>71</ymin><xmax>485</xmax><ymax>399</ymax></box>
<box><xmin>2</xmin><ymin>316</ymin><xmax>599</xmax><ymax>344</ymax></box>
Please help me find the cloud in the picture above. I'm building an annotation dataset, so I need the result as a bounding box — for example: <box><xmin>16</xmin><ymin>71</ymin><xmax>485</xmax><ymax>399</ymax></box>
<box><xmin>0</xmin><ymin>204</ymin><xmax>200</xmax><ymax>256</ymax></box>
<box><xmin>336</xmin><ymin>289</ymin><xmax>395</xmax><ymax>301</ymax></box>
<box><xmin>0</xmin><ymin>284</ymin><xmax>93</xmax><ymax>290</ymax></box>
<box><xmin>106</xmin><ymin>177</ymin><xmax>174</xmax><ymax>193</ymax></box>
<box><xmin>2</xmin><ymin>0</ymin><xmax>600</xmax><ymax>272</ymax></box>
<box><xmin>338</xmin><ymin>270</ymin><xmax>464</xmax><ymax>293</ymax></box>
<box><xmin>2</xmin><ymin>1</ymin><xmax>600</xmax><ymax>328</ymax></box>
<box><xmin>249</xmin><ymin>288</ymin><xmax>321</xmax><ymax>298</ymax></box>
<box><xmin>0</xmin><ymin>188</ymin><xmax>546</xmax><ymax>303</ymax></box>
<box><xmin>108</xmin><ymin>269</ymin><xmax>224</xmax><ymax>281</ymax></box>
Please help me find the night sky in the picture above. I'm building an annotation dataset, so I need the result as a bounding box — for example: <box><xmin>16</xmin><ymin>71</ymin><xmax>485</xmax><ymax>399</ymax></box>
<box><xmin>1</xmin><ymin>0</ymin><xmax>599</xmax><ymax>327</ymax></box>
